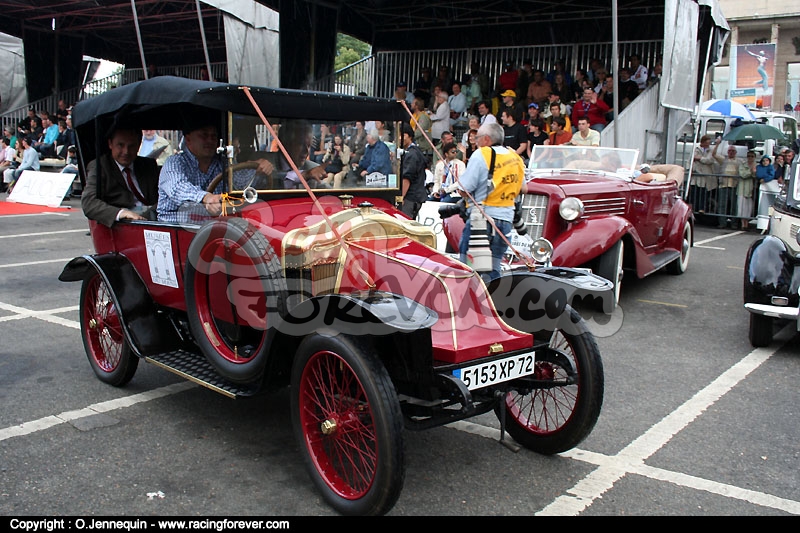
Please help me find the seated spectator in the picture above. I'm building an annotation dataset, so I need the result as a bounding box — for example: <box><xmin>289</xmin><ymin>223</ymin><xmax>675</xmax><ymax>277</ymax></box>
<box><xmin>3</xmin><ymin>136</ymin><xmax>39</xmax><ymax>192</ymax></box>
<box><xmin>394</xmin><ymin>80</ymin><xmax>415</xmax><ymax>106</ymax></box>
<box><xmin>3</xmin><ymin>126</ymin><xmax>17</xmax><ymax>149</ymax></box>
<box><xmin>33</xmin><ymin>113</ymin><xmax>59</xmax><ymax>158</ymax></box>
<box><xmin>459</xmin><ymin>128</ymin><xmax>479</xmax><ymax>163</ymax></box>
<box><xmin>570</xmin><ymin>69</ymin><xmax>589</xmax><ymax>104</ymax></box>
<box><xmin>433</xmin><ymin>130</ymin><xmax>461</xmax><ymax>169</ymax></box>
<box><xmin>83</xmin><ymin>128</ymin><xmax>160</xmax><ymax>227</ymax></box>
<box><xmin>58</xmin><ymin>117</ymin><xmax>77</xmax><ymax>159</ymax></box>
<box><xmin>311</xmin><ymin>123</ymin><xmax>333</xmax><ymax>163</ymax></box>
<box><xmin>352</xmin><ymin>129</ymin><xmax>392</xmax><ymax>180</ymax></box>
<box><xmin>593</xmin><ymin>69</ymin><xmax>608</xmax><ymax>93</ymax></box>
<box><xmin>139</xmin><ymin>130</ymin><xmax>172</xmax><ymax>166</ymax></box>
<box><xmin>459</xmin><ymin>115</ymin><xmax>480</xmax><ymax>148</ymax></box>
<box><xmin>477</xmin><ymin>100</ymin><xmax>497</xmax><ymax>126</ymax></box>
<box><xmin>0</xmin><ymin>136</ymin><xmax>16</xmax><ymax>179</ymax></box>
<box><xmin>526</xmin><ymin>70</ymin><xmax>552</xmax><ymax>108</ymax></box>
<box><xmin>545</xmin><ymin>102</ymin><xmax>571</xmax><ymax>134</ymax></box>
<box><xmin>550</xmin><ymin>72</ymin><xmax>572</xmax><ymax>105</ymax></box>
<box><xmin>17</xmin><ymin>108</ymin><xmax>37</xmax><ymax>137</ymax></box>
<box><xmin>571</xmin><ymin>87</ymin><xmax>610</xmax><ymax>132</ymax></box>
<box><xmin>429</xmin><ymin>89</ymin><xmax>450</xmax><ymax>144</ymax></box>
<box><xmin>548</xmin><ymin>116</ymin><xmax>572</xmax><ymax>145</ymax></box>
<box><xmin>568</xmin><ymin>117</ymin><xmax>600</xmax><ymax>146</ymax></box>
<box><xmin>618</xmin><ymin>68</ymin><xmax>640</xmax><ymax>109</ymax></box>
<box><xmin>448</xmin><ymin>81</ymin><xmax>468</xmax><ymax>127</ymax></box>
<box><xmin>526</xmin><ymin>118</ymin><xmax>549</xmax><ymax>159</ymax></box>
<box><xmin>321</xmin><ymin>133</ymin><xmax>351</xmax><ymax>188</ymax></box>
<box><xmin>375</xmin><ymin>120</ymin><xmax>393</xmax><ymax>143</ymax></box>
<box><xmin>498</xmin><ymin>61</ymin><xmax>519</xmax><ymax>93</ymax></box>
<box><xmin>54</xmin><ymin>99</ymin><xmax>70</xmax><ymax>123</ymax></box>
<box><xmin>347</xmin><ymin>121</ymin><xmax>368</xmax><ymax>165</ymax></box>
<box><xmin>629</xmin><ymin>54</ymin><xmax>648</xmax><ymax>91</ymax></box>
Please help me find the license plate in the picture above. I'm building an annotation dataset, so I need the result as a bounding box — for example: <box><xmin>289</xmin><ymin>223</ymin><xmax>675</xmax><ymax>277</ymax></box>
<box><xmin>452</xmin><ymin>351</ymin><xmax>536</xmax><ymax>391</ymax></box>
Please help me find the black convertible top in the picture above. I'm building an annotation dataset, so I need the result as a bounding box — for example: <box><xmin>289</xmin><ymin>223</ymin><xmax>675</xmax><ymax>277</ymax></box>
<box><xmin>72</xmin><ymin>76</ymin><xmax>407</xmax><ymax>128</ymax></box>
<box><xmin>72</xmin><ymin>76</ymin><xmax>408</xmax><ymax>167</ymax></box>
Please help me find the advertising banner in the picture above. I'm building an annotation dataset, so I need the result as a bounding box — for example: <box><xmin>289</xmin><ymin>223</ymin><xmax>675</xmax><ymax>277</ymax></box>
<box><xmin>731</xmin><ymin>43</ymin><xmax>776</xmax><ymax>110</ymax></box>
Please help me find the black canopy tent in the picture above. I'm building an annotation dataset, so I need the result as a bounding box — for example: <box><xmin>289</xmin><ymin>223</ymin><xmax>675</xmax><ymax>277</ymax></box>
<box><xmin>0</xmin><ymin>1</ymin><xmax>670</xmax><ymax>100</ymax></box>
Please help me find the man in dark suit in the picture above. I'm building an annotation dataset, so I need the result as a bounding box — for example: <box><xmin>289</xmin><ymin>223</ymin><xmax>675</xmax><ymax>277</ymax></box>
<box><xmin>82</xmin><ymin>127</ymin><xmax>159</xmax><ymax>227</ymax></box>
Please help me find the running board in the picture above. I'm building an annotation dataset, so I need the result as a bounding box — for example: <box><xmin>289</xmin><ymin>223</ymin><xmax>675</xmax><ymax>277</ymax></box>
<box><xmin>145</xmin><ymin>350</ymin><xmax>260</xmax><ymax>399</ymax></box>
<box><xmin>648</xmin><ymin>250</ymin><xmax>681</xmax><ymax>273</ymax></box>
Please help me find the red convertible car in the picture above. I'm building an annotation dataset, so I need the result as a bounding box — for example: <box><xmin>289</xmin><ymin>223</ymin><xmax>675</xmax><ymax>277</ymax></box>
<box><xmin>59</xmin><ymin>77</ymin><xmax>612</xmax><ymax>515</ymax></box>
<box><xmin>442</xmin><ymin>145</ymin><xmax>694</xmax><ymax>309</ymax></box>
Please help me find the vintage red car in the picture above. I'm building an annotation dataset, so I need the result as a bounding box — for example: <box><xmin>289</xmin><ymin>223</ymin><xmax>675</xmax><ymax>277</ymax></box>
<box><xmin>59</xmin><ymin>77</ymin><xmax>612</xmax><ymax>515</ymax></box>
<box><xmin>442</xmin><ymin>145</ymin><xmax>694</xmax><ymax>308</ymax></box>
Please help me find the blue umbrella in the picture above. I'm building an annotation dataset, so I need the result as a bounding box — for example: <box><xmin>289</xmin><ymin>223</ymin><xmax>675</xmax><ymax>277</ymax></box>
<box><xmin>700</xmin><ymin>99</ymin><xmax>756</xmax><ymax>120</ymax></box>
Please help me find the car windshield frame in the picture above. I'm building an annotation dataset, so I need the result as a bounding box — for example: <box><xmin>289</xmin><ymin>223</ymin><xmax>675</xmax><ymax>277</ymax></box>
<box><xmin>528</xmin><ymin>145</ymin><xmax>640</xmax><ymax>179</ymax></box>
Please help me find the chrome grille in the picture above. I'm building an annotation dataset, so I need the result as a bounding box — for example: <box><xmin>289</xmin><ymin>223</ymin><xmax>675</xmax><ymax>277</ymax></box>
<box><xmin>519</xmin><ymin>194</ymin><xmax>548</xmax><ymax>240</ymax></box>
<box><xmin>581</xmin><ymin>197</ymin><xmax>627</xmax><ymax>218</ymax></box>
<box><xmin>791</xmin><ymin>224</ymin><xmax>800</xmax><ymax>240</ymax></box>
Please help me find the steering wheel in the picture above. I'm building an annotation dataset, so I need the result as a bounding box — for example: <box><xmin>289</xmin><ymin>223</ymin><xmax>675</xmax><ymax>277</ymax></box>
<box><xmin>206</xmin><ymin>161</ymin><xmax>263</xmax><ymax>193</ymax></box>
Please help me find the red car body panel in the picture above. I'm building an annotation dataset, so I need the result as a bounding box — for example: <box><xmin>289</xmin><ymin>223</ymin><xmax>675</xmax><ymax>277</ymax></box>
<box><xmin>89</xmin><ymin>198</ymin><xmax>533</xmax><ymax>366</ymax></box>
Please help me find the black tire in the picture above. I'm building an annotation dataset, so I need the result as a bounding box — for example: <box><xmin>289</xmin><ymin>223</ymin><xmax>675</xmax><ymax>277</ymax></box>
<box><xmin>596</xmin><ymin>239</ymin><xmax>624</xmax><ymax>311</ymax></box>
<box><xmin>80</xmin><ymin>272</ymin><xmax>139</xmax><ymax>386</ymax></box>
<box><xmin>185</xmin><ymin>218</ymin><xmax>286</xmax><ymax>383</ymax></box>
<box><xmin>495</xmin><ymin>305</ymin><xmax>604</xmax><ymax>455</ymax></box>
<box><xmin>666</xmin><ymin>220</ymin><xmax>692</xmax><ymax>275</ymax></box>
<box><xmin>748</xmin><ymin>313</ymin><xmax>773</xmax><ymax>347</ymax></box>
<box><xmin>291</xmin><ymin>333</ymin><xmax>405</xmax><ymax>516</ymax></box>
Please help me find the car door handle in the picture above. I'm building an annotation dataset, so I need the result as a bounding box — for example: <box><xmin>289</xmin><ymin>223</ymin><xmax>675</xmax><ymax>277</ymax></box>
<box><xmin>632</xmin><ymin>199</ymin><xmax>645</xmax><ymax>206</ymax></box>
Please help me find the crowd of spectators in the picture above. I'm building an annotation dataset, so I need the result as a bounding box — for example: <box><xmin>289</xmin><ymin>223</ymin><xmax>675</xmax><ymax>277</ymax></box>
<box><xmin>688</xmin><ymin>135</ymin><xmax>796</xmax><ymax>229</ymax></box>
<box><xmin>388</xmin><ymin>53</ymin><xmax>660</xmax><ymax>179</ymax></box>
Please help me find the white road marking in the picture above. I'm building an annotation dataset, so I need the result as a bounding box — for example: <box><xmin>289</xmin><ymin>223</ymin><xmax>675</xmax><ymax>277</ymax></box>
<box><xmin>453</xmin><ymin>323</ymin><xmax>798</xmax><ymax>516</ymax></box>
<box><xmin>0</xmin><ymin>228</ymin><xmax>87</xmax><ymax>239</ymax></box>
<box><xmin>0</xmin><ymin>258</ymin><xmax>77</xmax><ymax>269</ymax></box>
<box><xmin>0</xmin><ymin>382</ymin><xmax>196</xmax><ymax>442</ymax></box>
<box><xmin>0</xmin><ymin>302</ymin><xmax>80</xmax><ymax>328</ymax></box>
<box><xmin>2</xmin><ymin>298</ymin><xmax>798</xmax><ymax>515</ymax></box>
<box><xmin>694</xmin><ymin>231</ymin><xmax>745</xmax><ymax>247</ymax></box>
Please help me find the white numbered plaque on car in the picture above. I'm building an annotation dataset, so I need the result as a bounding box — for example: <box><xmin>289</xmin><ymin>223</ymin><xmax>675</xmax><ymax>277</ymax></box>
<box><xmin>453</xmin><ymin>351</ymin><xmax>536</xmax><ymax>390</ymax></box>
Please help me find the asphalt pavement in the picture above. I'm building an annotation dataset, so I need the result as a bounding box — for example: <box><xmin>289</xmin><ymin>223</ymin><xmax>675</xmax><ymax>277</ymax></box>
<box><xmin>1</xmin><ymin>202</ymin><xmax>798</xmax><ymax>518</ymax></box>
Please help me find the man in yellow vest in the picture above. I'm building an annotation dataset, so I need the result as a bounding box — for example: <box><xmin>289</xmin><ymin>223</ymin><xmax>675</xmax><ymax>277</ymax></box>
<box><xmin>456</xmin><ymin>122</ymin><xmax>527</xmax><ymax>281</ymax></box>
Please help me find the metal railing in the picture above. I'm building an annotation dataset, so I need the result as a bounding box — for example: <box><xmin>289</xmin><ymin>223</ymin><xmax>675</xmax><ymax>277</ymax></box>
<box><xmin>306</xmin><ymin>40</ymin><xmax>663</xmax><ymax>101</ymax></box>
<box><xmin>684</xmin><ymin>172</ymin><xmax>761</xmax><ymax>226</ymax></box>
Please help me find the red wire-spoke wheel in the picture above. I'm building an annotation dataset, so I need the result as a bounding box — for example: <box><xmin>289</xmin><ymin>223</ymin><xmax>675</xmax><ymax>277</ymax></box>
<box><xmin>495</xmin><ymin>305</ymin><xmax>604</xmax><ymax>455</ymax></box>
<box><xmin>291</xmin><ymin>333</ymin><xmax>405</xmax><ymax>516</ymax></box>
<box><xmin>185</xmin><ymin>218</ymin><xmax>286</xmax><ymax>384</ymax></box>
<box><xmin>80</xmin><ymin>272</ymin><xmax>138</xmax><ymax>386</ymax></box>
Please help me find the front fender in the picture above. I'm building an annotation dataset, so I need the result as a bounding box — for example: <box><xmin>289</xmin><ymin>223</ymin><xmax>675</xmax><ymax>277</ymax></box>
<box><xmin>487</xmin><ymin>267</ymin><xmax>612</xmax><ymax>335</ymax></box>
<box><xmin>744</xmin><ymin>235</ymin><xmax>800</xmax><ymax>306</ymax></box>
<box><xmin>279</xmin><ymin>291</ymin><xmax>438</xmax><ymax>337</ymax></box>
<box><xmin>60</xmin><ymin>253</ymin><xmax>183</xmax><ymax>357</ymax></box>
<box><xmin>551</xmin><ymin>216</ymin><xmax>643</xmax><ymax>268</ymax></box>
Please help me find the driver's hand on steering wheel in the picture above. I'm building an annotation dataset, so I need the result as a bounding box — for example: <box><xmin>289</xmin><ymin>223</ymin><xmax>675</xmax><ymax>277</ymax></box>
<box><xmin>304</xmin><ymin>166</ymin><xmax>328</xmax><ymax>181</ymax></box>
<box><xmin>118</xmin><ymin>208</ymin><xmax>146</xmax><ymax>221</ymax></box>
<box><xmin>202</xmin><ymin>192</ymin><xmax>223</xmax><ymax>216</ymax></box>
<box><xmin>256</xmin><ymin>158</ymin><xmax>274</xmax><ymax>176</ymax></box>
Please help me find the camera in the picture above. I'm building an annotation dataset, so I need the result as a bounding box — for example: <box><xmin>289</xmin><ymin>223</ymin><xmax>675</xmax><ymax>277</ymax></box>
<box><xmin>513</xmin><ymin>197</ymin><xmax>527</xmax><ymax>235</ymax></box>
<box><xmin>438</xmin><ymin>198</ymin><xmax>467</xmax><ymax>221</ymax></box>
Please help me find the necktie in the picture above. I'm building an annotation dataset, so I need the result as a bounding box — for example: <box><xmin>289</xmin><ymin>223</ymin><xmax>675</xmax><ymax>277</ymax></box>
<box><xmin>124</xmin><ymin>167</ymin><xmax>146</xmax><ymax>204</ymax></box>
